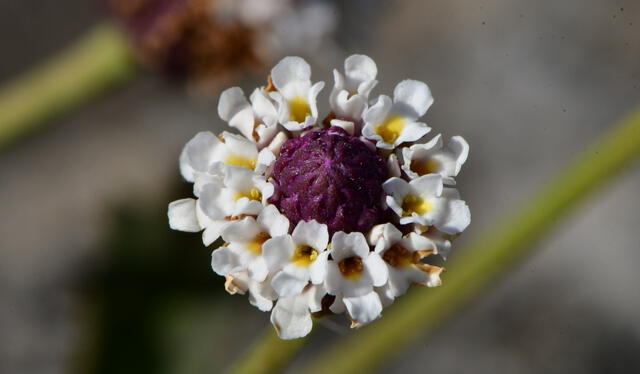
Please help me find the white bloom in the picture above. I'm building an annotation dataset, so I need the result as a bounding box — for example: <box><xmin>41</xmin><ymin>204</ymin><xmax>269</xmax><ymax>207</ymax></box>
<box><xmin>224</xmin><ymin>271</ymin><xmax>278</xmax><ymax>312</ymax></box>
<box><xmin>211</xmin><ymin>205</ymin><xmax>290</xmax><ymax>282</ymax></box>
<box><xmin>180</xmin><ymin>131</ymin><xmax>275</xmax><ymax>182</ymax></box>
<box><xmin>269</xmin><ymin>56</ymin><xmax>325</xmax><ymax>132</ymax></box>
<box><xmin>368</xmin><ymin>224</ymin><xmax>443</xmax><ymax>304</ymax></box>
<box><xmin>330</xmin><ymin>54</ymin><xmax>378</xmax><ymax>121</ymax></box>
<box><xmin>168</xmin><ymin>196</ymin><xmax>231</xmax><ymax>247</ymax></box>
<box><xmin>383</xmin><ymin>174</ymin><xmax>470</xmax><ymax>234</ymax></box>
<box><xmin>401</xmin><ymin>134</ymin><xmax>469</xmax><ymax>182</ymax></box>
<box><xmin>199</xmin><ymin>166</ymin><xmax>274</xmax><ymax>220</ymax></box>
<box><xmin>362</xmin><ymin>80</ymin><xmax>433</xmax><ymax>149</ymax></box>
<box><xmin>412</xmin><ymin>224</ymin><xmax>456</xmax><ymax>260</ymax></box>
<box><xmin>263</xmin><ymin>220</ymin><xmax>330</xmax><ymax>297</ymax></box>
<box><xmin>218</xmin><ymin>86</ymin><xmax>283</xmax><ymax>149</ymax></box>
<box><xmin>325</xmin><ymin>232</ymin><xmax>388</xmax><ymax>325</ymax></box>
<box><xmin>270</xmin><ymin>284</ymin><xmax>326</xmax><ymax>339</ymax></box>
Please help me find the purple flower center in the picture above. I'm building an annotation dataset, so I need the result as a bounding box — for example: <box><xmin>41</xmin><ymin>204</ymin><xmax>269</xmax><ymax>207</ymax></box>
<box><xmin>269</xmin><ymin>127</ymin><xmax>389</xmax><ymax>234</ymax></box>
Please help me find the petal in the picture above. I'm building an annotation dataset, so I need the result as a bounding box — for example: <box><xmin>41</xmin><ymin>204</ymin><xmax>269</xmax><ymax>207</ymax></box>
<box><xmin>434</xmin><ymin>198</ymin><xmax>471</xmax><ymax>235</ymax></box>
<box><xmin>449</xmin><ymin>135</ymin><xmax>470</xmax><ymax>176</ymax></box>
<box><xmin>249</xmin><ymin>87</ymin><xmax>278</xmax><ymax>120</ymax></box>
<box><xmin>263</xmin><ymin>235</ymin><xmax>296</xmax><ymax>272</ymax></box>
<box><xmin>307</xmin><ymin>81</ymin><xmax>325</xmax><ymax>119</ymax></box>
<box><xmin>221</xmin><ymin>132</ymin><xmax>258</xmax><ymax>161</ymax></box>
<box><xmin>309</xmin><ymin>251</ymin><xmax>329</xmax><ymax>284</ymax></box>
<box><xmin>256</xmin><ymin>148</ymin><xmax>276</xmax><ymax>174</ymax></box>
<box><xmin>382</xmin><ymin>177</ymin><xmax>410</xmax><ymax>201</ymax></box>
<box><xmin>329</xmin><ymin>231</ymin><xmax>369</xmax><ymax>261</ymax></box>
<box><xmin>199</xmin><ymin>183</ymin><xmax>232</xmax><ymax>219</ymax></box>
<box><xmin>211</xmin><ymin>247</ymin><xmax>242</xmax><ymax>276</ymax></box>
<box><xmin>324</xmin><ymin>261</ymin><xmax>344</xmax><ymax>295</ymax></box>
<box><xmin>369</xmin><ymin>223</ymin><xmax>402</xmax><ymax>253</ymax></box>
<box><xmin>292</xmin><ymin>220</ymin><xmax>329</xmax><ymax>252</ymax></box>
<box><xmin>220</xmin><ymin>217</ymin><xmax>261</xmax><ymax>243</ymax></box>
<box><xmin>394</xmin><ymin>121</ymin><xmax>431</xmax><ymax>145</ymax></box>
<box><xmin>248</xmin><ymin>257</ymin><xmax>269</xmax><ymax>282</ymax></box>
<box><xmin>362</xmin><ymin>95</ymin><xmax>392</xmax><ymax>131</ymax></box>
<box><xmin>329</xmin><ymin>297</ymin><xmax>346</xmax><ymax>314</ymax></box>
<box><xmin>307</xmin><ymin>284</ymin><xmax>326</xmax><ymax>313</ymax></box>
<box><xmin>364</xmin><ymin>253</ymin><xmax>388</xmax><ymax>287</ymax></box>
<box><xmin>218</xmin><ymin>87</ymin><xmax>255</xmax><ymax>141</ymax></box>
<box><xmin>393</xmin><ymin>79</ymin><xmax>433</xmax><ymax>120</ymax></box>
<box><xmin>387</xmin><ymin>153</ymin><xmax>402</xmax><ymax>178</ymax></box>
<box><xmin>271</xmin><ymin>271</ymin><xmax>308</xmax><ymax>297</ymax></box>
<box><xmin>386</xmin><ymin>266</ymin><xmax>412</xmax><ymax>298</ymax></box>
<box><xmin>345</xmin><ymin>54</ymin><xmax>377</xmax><ymax>88</ymax></box>
<box><xmin>258</xmin><ymin>205</ymin><xmax>290</xmax><ymax>237</ymax></box>
<box><xmin>179</xmin><ymin>132</ymin><xmax>220</xmax><ymax>182</ymax></box>
<box><xmin>330</xmin><ymin>119</ymin><xmax>356</xmax><ymax>135</ymax></box>
<box><xmin>343</xmin><ymin>291</ymin><xmax>383</xmax><ymax>325</ymax></box>
<box><xmin>271</xmin><ymin>56</ymin><xmax>312</xmax><ymax>98</ymax></box>
<box><xmin>168</xmin><ymin>198</ymin><xmax>201</xmax><ymax>232</ymax></box>
<box><xmin>409</xmin><ymin>174</ymin><xmax>443</xmax><ymax>198</ymax></box>
<box><xmin>270</xmin><ymin>295</ymin><xmax>313</xmax><ymax>340</ymax></box>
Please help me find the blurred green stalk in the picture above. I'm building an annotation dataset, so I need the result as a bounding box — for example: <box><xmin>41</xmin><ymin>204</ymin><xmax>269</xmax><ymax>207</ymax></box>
<box><xmin>298</xmin><ymin>108</ymin><xmax>640</xmax><ymax>374</ymax></box>
<box><xmin>0</xmin><ymin>23</ymin><xmax>137</xmax><ymax>149</ymax></box>
<box><xmin>225</xmin><ymin>324</ymin><xmax>310</xmax><ymax>374</ymax></box>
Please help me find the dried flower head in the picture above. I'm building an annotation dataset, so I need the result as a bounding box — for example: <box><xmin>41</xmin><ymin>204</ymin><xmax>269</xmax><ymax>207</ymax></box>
<box><xmin>168</xmin><ymin>55</ymin><xmax>471</xmax><ymax>339</ymax></box>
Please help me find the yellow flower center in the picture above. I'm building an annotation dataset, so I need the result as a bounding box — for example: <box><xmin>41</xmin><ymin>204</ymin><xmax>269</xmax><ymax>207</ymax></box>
<box><xmin>382</xmin><ymin>244</ymin><xmax>414</xmax><ymax>268</ymax></box>
<box><xmin>289</xmin><ymin>96</ymin><xmax>311</xmax><ymax>123</ymax></box>
<box><xmin>291</xmin><ymin>245</ymin><xmax>319</xmax><ymax>268</ymax></box>
<box><xmin>246</xmin><ymin>232</ymin><xmax>271</xmax><ymax>255</ymax></box>
<box><xmin>225</xmin><ymin>155</ymin><xmax>256</xmax><ymax>170</ymax></box>
<box><xmin>338</xmin><ymin>256</ymin><xmax>364</xmax><ymax>281</ymax></box>
<box><xmin>402</xmin><ymin>195</ymin><xmax>433</xmax><ymax>216</ymax></box>
<box><xmin>235</xmin><ymin>188</ymin><xmax>262</xmax><ymax>202</ymax></box>
<box><xmin>376</xmin><ymin>116</ymin><xmax>405</xmax><ymax>144</ymax></box>
<box><xmin>410</xmin><ymin>158</ymin><xmax>441</xmax><ymax>176</ymax></box>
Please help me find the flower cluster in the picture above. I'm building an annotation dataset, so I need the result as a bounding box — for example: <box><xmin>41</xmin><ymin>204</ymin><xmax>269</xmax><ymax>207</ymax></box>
<box><xmin>168</xmin><ymin>55</ymin><xmax>470</xmax><ymax>339</ymax></box>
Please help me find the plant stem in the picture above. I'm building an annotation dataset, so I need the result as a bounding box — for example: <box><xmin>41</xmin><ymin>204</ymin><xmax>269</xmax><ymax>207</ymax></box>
<box><xmin>224</xmin><ymin>325</ymin><xmax>310</xmax><ymax>374</ymax></box>
<box><xmin>300</xmin><ymin>107</ymin><xmax>640</xmax><ymax>374</ymax></box>
<box><xmin>0</xmin><ymin>23</ymin><xmax>137</xmax><ymax>149</ymax></box>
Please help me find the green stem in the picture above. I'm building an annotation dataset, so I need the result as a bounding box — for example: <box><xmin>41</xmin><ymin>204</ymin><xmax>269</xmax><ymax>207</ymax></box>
<box><xmin>300</xmin><ymin>108</ymin><xmax>640</xmax><ymax>374</ymax></box>
<box><xmin>0</xmin><ymin>23</ymin><xmax>137</xmax><ymax>149</ymax></box>
<box><xmin>224</xmin><ymin>324</ymin><xmax>310</xmax><ymax>374</ymax></box>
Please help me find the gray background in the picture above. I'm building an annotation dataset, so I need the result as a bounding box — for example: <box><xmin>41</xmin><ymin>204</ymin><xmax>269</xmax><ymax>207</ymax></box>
<box><xmin>1</xmin><ymin>0</ymin><xmax>639</xmax><ymax>373</ymax></box>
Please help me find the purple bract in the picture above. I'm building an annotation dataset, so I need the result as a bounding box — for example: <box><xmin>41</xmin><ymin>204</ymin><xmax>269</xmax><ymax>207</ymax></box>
<box><xmin>270</xmin><ymin>127</ymin><xmax>389</xmax><ymax>234</ymax></box>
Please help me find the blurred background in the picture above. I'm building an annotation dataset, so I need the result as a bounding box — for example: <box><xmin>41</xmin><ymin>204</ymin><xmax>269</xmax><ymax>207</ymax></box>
<box><xmin>1</xmin><ymin>0</ymin><xmax>640</xmax><ymax>373</ymax></box>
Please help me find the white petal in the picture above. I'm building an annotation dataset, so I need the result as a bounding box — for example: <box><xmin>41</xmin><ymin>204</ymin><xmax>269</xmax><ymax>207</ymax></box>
<box><xmin>309</xmin><ymin>251</ymin><xmax>329</xmax><ymax>284</ymax></box>
<box><xmin>387</xmin><ymin>153</ymin><xmax>402</xmax><ymax>178</ymax></box>
<box><xmin>256</xmin><ymin>148</ymin><xmax>276</xmax><ymax>174</ymax></box>
<box><xmin>271</xmin><ymin>271</ymin><xmax>308</xmax><ymax>297</ymax></box>
<box><xmin>258</xmin><ymin>205</ymin><xmax>290</xmax><ymax>237</ymax></box>
<box><xmin>250</xmin><ymin>87</ymin><xmax>278</xmax><ymax>120</ymax></box>
<box><xmin>292</xmin><ymin>220</ymin><xmax>329</xmax><ymax>252</ymax></box>
<box><xmin>267</xmin><ymin>131</ymin><xmax>289</xmax><ymax>156</ymax></box>
<box><xmin>394</xmin><ymin>121</ymin><xmax>431</xmax><ymax>145</ymax></box>
<box><xmin>271</xmin><ymin>56</ymin><xmax>312</xmax><ymax>98</ymax></box>
<box><xmin>271</xmin><ymin>295</ymin><xmax>313</xmax><ymax>340</ymax></box>
<box><xmin>330</xmin><ymin>119</ymin><xmax>356</xmax><ymax>135</ymax></box>
<box><xmin>330</xmin><ymin>231</ymin><xmax>370</xmax><ymax>261</ymax></box>
<box><xmin>218</xmin><ymin>87</ymin><xmax>255</xmax><ymax>141</ymax></box>
<box><xmin>199</xmin><ymin>183</ymin><xmax>232</xmax><ymax>220</ymax></box>
<box><xmin>434</xmin><ymin>199</ymin><xmax>471</xmax><ymax>235</ymax></box>
<box><xmin>168</xmin><ymin>198</ymin><xmax>201</xmax><ymax>232</ymax></box>
<box><xmin>220</xmin><ymin>217</ymin><xmax>261</xmax><ymax>243</ymax></box>
<box><xmin>307</xmin><ymin>284</ymin><xmax>326</xmax><ymax>313</ymax></box>
<box><xmin>179</xmin><ymin>132</ymin><xmax>220</xmax><ymax>182</ymax></box>
<box><xmin>402</xmin><ymin>232</ymin><xmax>436</xmax><ymax>253</ymax></box>
<box><xmin>410</xmin><ymin>174</ymin><xmax>443</xmax><ymax>198</ymax></box>
<box><xmin>345</xmin><ymin>54</ymin><xmax>377</xmax><ymax>88</ymax></box>
<box><xmin>393</xmin><ymin>80</ymin><xmax>433</xmax><ymax>120</ymax></box>
<box><xmin>248</xmin><ymin>257</ymin><xmax>269</xmax><ymax>282</ymax></box>
<box><xmin>343</xmin><ymin>291</ymin><xmax>383</xmax><ymax>325</ymax></box>
<box><xmin>211</xmin><ymin>247</ymin><xmax>242</xmax><ymax>276</ymax></box>
<box><xmin>263</xmin><ymin>235</ymin><xmax>296</xmax><ymax>272</ymax></box>
<box><xmin>362</xmin><ymin>95</ymin><xmax>392</xmax><ymax>132</ymax></box>
<box><xmin>324</xmin><ymin>261</ymin><xmax>344</xmax><ymax>296</ymax></box>
<box><xmin>369</xmin><ymin>223</ymin><xmax>403</xmax><ymax>252</ymax></box>
<box><xmin>221</xmin><ymin>132</ymin><xmax>258</xmax><ymax>161</ymax></box>
<box><xmin>386</xmin><ymin>267</ymin><xmax>412</xmax><ymax>298</ymax></box>
<box><xmin>329</xmin><ymin>297</ymin><xmax>346</xmax><ymax>314</ymax></box>
<box><xmin>364</xmin><ymin>253</ymin><xmax>388</xmax><ymax>287</ymax></box>
<box><xmin>382</xmin><ymin>177</ymin><xmax>410</xmax><ymax>202</ymax></box>
<box><xmin>449</xmin><ymin>136</ymin><xmax>470</xmax><ymax>175</ymax></box>
<box><xmin>308</xmin><ymin>81</ymin><xmax>325</xmax><ymax>119</ymax></box>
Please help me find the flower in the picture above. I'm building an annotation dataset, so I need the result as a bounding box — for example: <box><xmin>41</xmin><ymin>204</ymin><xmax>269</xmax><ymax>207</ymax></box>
<box><xmin>362</xmin><ymin>80</ymin><xmax>433</xmax><ymax>149</ymax></box>
<box><xmin>168</xmin><ymin>54</ymin><xmax>471</xmax><ymax>339</ymax></box>
<box><xmin>269</xmin><ymin>56</ymin><xmax>325</xmax><ymax>132</ymax></box>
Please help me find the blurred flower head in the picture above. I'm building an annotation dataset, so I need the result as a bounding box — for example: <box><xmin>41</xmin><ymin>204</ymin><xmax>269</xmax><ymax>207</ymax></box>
<box><xmin>168</xmin><ymin>55</ymin><xmax>471</xmax><ymax>339</ymax></box>
<box><xmin>108</xmin><ymin>0</ymin><xmax>336</xmax><ymax>85</ymax></box>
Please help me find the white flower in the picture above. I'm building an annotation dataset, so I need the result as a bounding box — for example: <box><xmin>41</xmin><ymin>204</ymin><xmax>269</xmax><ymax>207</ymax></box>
<box><xmin>269</xmin><ymin>56</ymin><xmax>325</xmax><ymax>132</ymax></box>
<box><xmin>263</xmin><ymin>220</ymin><xmax>330</xmax><ymax>297</ymax></box>
<box><xmin>199</xmin><ymin>166</ymin><xmax>274</xmax><ymax>220</ymax></box>
<box><xmin>362</xmin><ymin>80</ymin><xmax>433</xmax><ymax>150</ymax></box>
<box><xmin>211</xmin><ymin>205</ymin><xmax>290</xmax><ymax>282</ymax></box>
<box><xmin>383</xmin><ymin>174</ymin><xmax>470</xmax><ymax>234</ymax></box>
<box><xmin>270</xmin><ymin>284</ymin><xmax>326</xmax><ymax>339</ymax></box>
<box><xmin>180</xmin><ymin>131</ymin><xmax>275</xmax><ymax>182</ymax></box>
<box><xmin>412</xmin><ymin>224</ymin><xmax>456</xmax><ymax>260</ymax></box>
<box><xmin>330</xmin><ymin>54</ymin><xmax>378</xmax><ymax>121</ymax></box>
<box><xmin>218</xmin><ymin>86</ymin><xmax>283</xmax><ymax>149</ymax></box>
<box><xmin>325</xmin><ymin>232</ymin><xmax>388</xmax><ymax>325</ymax></box>
<box><xmin>401</xmin><ymin>134</ymin><xmax>469</xmax><ymax>182</ymax></box>
<box><xmin>168</xmin><ymin>195</ymin><xmax>232</xmax><ymax>247</ymax></box>
<box><xmin>224</xmin><ymin>271</ymin><xmax>278</xmax><ymax>312</ymax></box>
<box><xmin>368</xmin><ymin>224</ymin><xmax>443</xmax><ymax>304</ymax></box>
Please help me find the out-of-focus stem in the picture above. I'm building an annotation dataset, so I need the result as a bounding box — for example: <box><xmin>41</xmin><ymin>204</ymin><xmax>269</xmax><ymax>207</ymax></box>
<box><xmin>300</xmin><ymin>107</ymin><xmax>640</xmax><ymax>374</ymax></box>
<box><xmin>224</xmin><ymin>325</ymin><xmax>310</xmax><ymax>374</ymax></box>
<box><xmin>0</xmin><ymin>23</ymin><xmax>137</xmax><ymax>149</ymax></box>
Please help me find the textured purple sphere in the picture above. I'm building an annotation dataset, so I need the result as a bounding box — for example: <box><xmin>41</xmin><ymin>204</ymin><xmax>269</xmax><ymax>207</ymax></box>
<box><xmin>269</xmin><ymin>128</ymin><xmax>389</xmax><ymax>234</ymax></box>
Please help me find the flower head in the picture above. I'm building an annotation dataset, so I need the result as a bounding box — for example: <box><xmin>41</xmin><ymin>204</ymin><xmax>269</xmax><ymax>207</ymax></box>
<box><xmin>168</xmin><ymin>54</ymin><xmax>471</xmax><ymax>339</ymax></box>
